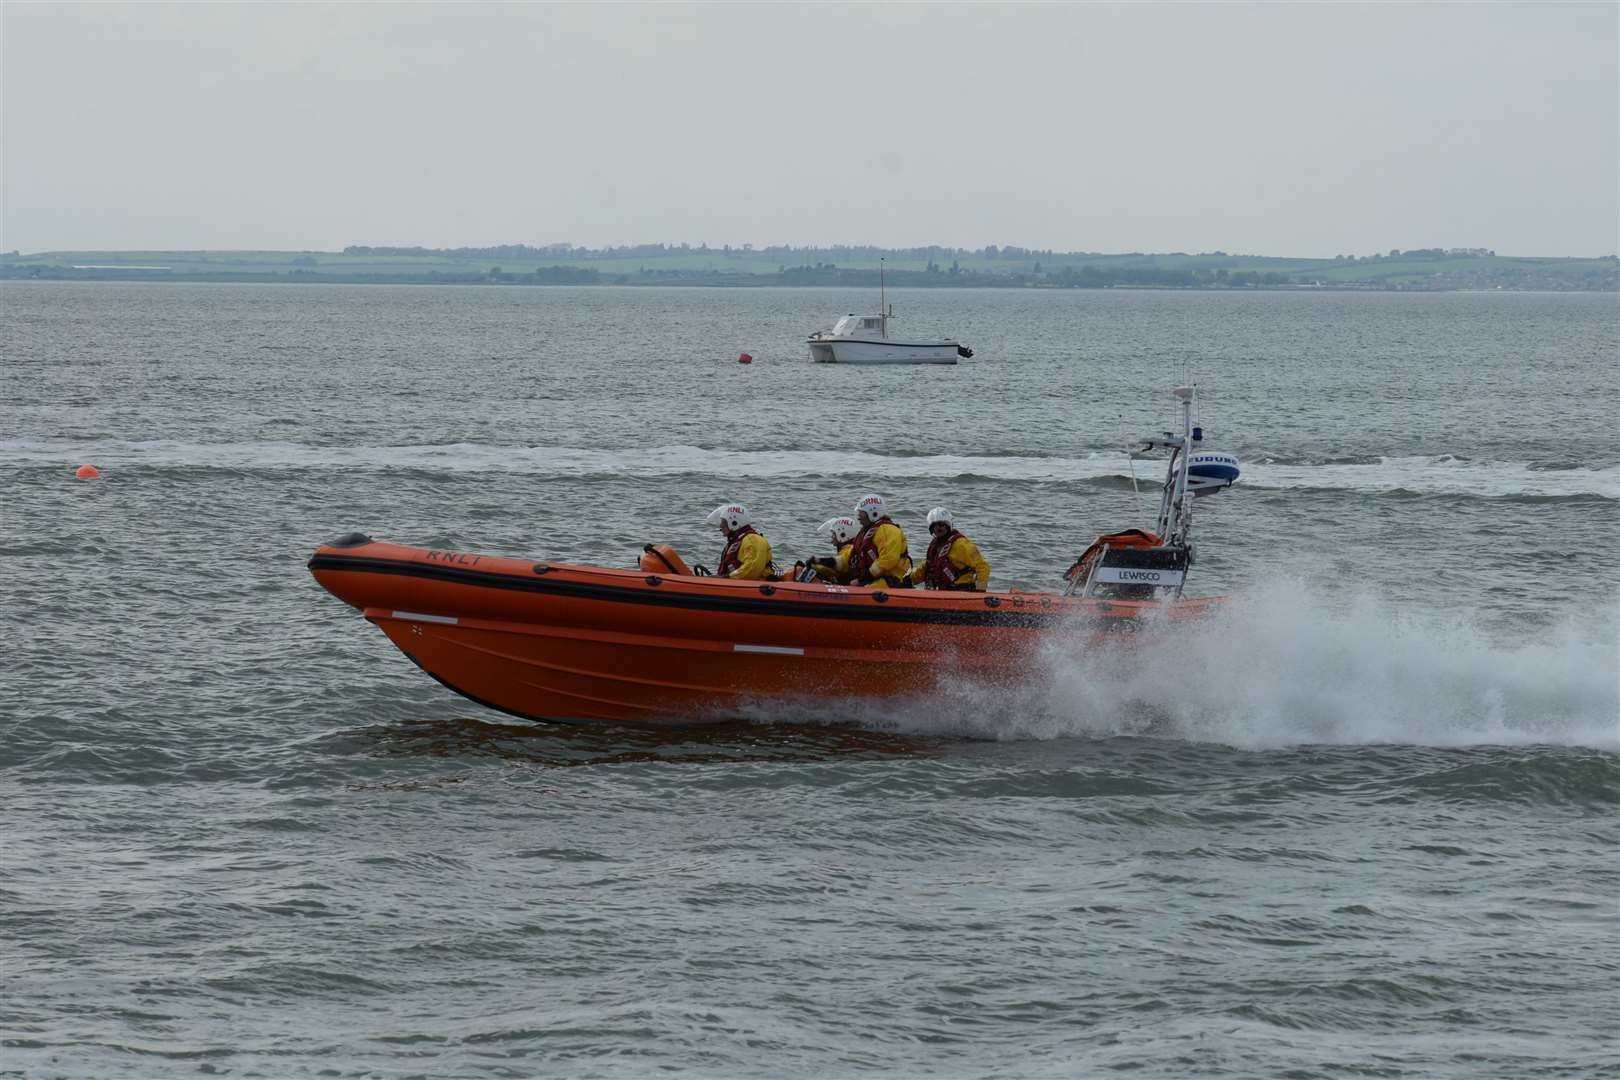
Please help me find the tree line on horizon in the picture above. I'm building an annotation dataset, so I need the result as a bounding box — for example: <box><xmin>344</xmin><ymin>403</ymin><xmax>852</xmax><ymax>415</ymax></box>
<box><xmin>7</xmin><ymin>243</ymin><xmax>1613</xmax><ymax>290</ymax></box>
<box><xmin>339</xmin><ymin>242</ymin><xmax>1299</xmax><ymax>263</ymax></box>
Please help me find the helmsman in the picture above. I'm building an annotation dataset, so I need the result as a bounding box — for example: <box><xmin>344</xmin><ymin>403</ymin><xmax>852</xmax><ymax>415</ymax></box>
<box><xmin>808</xmin><ymin>516</ymin><xmax>860</xmax><ymax>584</ymax></box>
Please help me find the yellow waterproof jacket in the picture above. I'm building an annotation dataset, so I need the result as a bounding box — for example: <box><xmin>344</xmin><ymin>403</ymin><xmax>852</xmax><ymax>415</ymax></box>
<box><xmin>812</xmin><ymin>543</ymin><xmax>854</xmax><ymax>584</ymax></box>
<box><xmin>724</xmin><ymin>531</ymin><xmax>774</xmax><ymax>580</ymax></box>
<box><xmin>856</xmin><ymin>520</ymin><xmax>912</xmax><ymax>586</ymax></box>
<box><xmin>910</xmin><ymin>533</ymin><xmax>992</xmax><ymax>591</ymax></box>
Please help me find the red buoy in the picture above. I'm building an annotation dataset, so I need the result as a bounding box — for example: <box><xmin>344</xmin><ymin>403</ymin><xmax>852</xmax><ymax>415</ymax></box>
<box><xmin>75</xmin><ymin>464</ymin><xmax>100</xmax><ymax>479</ymax></box>
<box><xmin>738</xmin><ymin>352</ymin><xmax>753</xmax><ymax>365</ymax></box>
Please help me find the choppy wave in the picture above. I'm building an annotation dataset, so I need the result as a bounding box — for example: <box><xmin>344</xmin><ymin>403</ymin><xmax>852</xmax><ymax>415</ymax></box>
<box><xmin>778</xmin><ymin>582</ymin><xmax>1620</xmax><ymax>751</ymax></box>
<box><xmin>5</xmin><ymin>438</ymin><xmax>1616</xmax><ymax>499</ymax></box>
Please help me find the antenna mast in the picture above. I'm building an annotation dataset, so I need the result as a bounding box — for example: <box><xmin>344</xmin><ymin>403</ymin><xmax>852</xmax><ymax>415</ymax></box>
<box><xmin>879</xmin><ymin>257</ymin><xmax>886</xmax><ymax>337</ymax></box>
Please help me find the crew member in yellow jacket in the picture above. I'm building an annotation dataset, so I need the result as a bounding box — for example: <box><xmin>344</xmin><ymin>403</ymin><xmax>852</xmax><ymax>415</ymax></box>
<box><xmin>909</xmin><ymin>506</ymin><xmax>992</xmax><ymax>591</ymax></box>
<box><xmin>849</xmin><ymin>493</ymin><xmax>913</xmax><ymax>587</ymax></box>
<box><xmin>808</xmin><ymin>516</ymin><xmax>859</xmax><ymax>583</ymax></box>
<box><xmin>704</xmin><ymin>503</ymin><xmax>774</xmax><ymax>580</ymax></box>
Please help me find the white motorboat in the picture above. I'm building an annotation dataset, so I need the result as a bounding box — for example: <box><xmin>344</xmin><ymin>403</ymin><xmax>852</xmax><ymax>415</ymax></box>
<box><xmin>806</xmin><ymin>261</ymin><xmax>973</xmax><ymax>365</ymax></box>
<box><xmin>807</xmin><ymin>312</ymin><xmax>972</xmax><ymax>365</ymax></box>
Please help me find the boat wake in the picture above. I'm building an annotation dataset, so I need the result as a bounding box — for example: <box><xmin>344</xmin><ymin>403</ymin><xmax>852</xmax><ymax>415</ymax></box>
<box><xmin>773</xmin><ymin>582</ymin><xmax>1620</xmax><ymax>750</ymax></box>
<box><xmin>6</xmin><ymin>438</ymin><xmax>1616</xmax><ymax>499</ymax></box>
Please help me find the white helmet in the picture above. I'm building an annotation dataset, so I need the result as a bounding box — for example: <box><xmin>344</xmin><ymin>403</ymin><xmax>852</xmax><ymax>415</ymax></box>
<box><xmin>854</xmin><ymin>493</ymin><xmax>886</xmax><ymax>522</ymax></box>
<box><xmin>818</xmin><ymin>516</ymin><xmax>859</xmax><ymax>545</ymax></box>
<box><xmin>705</xmin><ymin>503</ymin><xmax>750</xmax><ymax>532</ymax></box>
<box><xmin>926</xmin><ymin>507</ymin><xmax>953</xmax><ymax>528</ymax></box>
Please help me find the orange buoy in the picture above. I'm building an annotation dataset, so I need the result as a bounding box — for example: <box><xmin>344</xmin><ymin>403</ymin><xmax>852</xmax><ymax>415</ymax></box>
<box><xmin>738</xmin><ymin>352</ymin><xmax>753</xmax><ymax>365</ymax></box>
<box><xmin>75</xmin><ymin>464</ymin><xmax>100</xmax><ymax>479</ymax></box>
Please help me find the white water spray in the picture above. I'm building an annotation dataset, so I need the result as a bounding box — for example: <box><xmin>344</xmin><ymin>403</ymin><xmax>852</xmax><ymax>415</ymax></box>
<box><xmin>858</xmin><ymin>581</ymin><xmax>1620</xmax><ymax>749</ymax></box>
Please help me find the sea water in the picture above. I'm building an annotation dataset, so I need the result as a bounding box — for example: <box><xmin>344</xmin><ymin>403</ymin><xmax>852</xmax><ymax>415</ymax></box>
<box><xmin>2</xmin><ymin>283</ymin><xmax>1616</xmax><ymax>1078</ymax></box>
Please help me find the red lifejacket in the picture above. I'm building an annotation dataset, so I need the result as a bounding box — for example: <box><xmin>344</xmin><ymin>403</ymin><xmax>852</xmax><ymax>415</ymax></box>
<box><xmin>922</xmin><ymin>529</ymin><xmax>974</xmax><ymax>589</ymax></box>
<box><xmin>850</xmin><ymin>517</ymin><xmax>910</xmax><ymax>583</ymax></box>
<box><xmin>717</xmin><ymin>525</ymin><xmax>757</xmax><ymax>576</ymax></box>
<box><xmin>848</xmin><ymin>518</ymin><xmax>887</xmax><ymax>579</ymax></box>
<box><xmin>848</xmin><ymin>520</ymin><xmax>876</xmax><ymax>579</ymax></box>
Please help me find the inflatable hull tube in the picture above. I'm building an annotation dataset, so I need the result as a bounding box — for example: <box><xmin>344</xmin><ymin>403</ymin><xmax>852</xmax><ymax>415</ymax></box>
<box><xmin>309</xmin><ymin>538</ymin><xmax>1223</xmax><ymax>727</ymax></box>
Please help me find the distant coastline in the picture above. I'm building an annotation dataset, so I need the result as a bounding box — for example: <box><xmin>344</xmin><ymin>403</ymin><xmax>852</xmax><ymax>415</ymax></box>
<box><xmin>3</xmin><ymin>244</ymin><xmax>1615</xmax><ymax>291</ymax></box>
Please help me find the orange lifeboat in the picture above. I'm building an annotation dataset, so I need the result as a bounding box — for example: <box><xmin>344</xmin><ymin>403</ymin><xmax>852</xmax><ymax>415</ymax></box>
<box><xmin>309</xmin><ymin>386</ymin><xmax>1239</xmax><ymax>727</ymax></box>
<box><xmin>307</xmin><ymin>533</ymin><xmax>1223</xmax><ymax>727</ymax></box>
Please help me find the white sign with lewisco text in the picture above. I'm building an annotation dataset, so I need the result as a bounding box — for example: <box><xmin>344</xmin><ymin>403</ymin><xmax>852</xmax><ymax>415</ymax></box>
<box><xmin>1094</xmin><ymin>566</ymin><xmax>1185</xmax><ymax>586</ymax></box>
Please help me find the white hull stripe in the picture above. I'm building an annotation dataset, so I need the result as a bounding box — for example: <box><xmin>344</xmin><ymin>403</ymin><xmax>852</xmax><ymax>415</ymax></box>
<box><xmin>392</xmin><ymin>610</ymin><xmax>459</xmax><ymax>625</ymax></box>
<box><xmin>807</xmin><ymin>339</ymin><xmax>958</xmax><ymax>348</ymax></box>
<box><xmin>733</xmin><ymin>644</ymin><xmax>805</xmax><ymax>656</ymax></box>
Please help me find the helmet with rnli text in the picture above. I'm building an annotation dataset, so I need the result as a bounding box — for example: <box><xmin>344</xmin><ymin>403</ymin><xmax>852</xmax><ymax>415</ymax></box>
<box><xmin>705</xmin><ymin>503</ymin><xmax>750</xmax><ymax>532</ymax></box>
<box><xmin>818</xmin><ymin>516</ymin><xmax>859</xmax><ymax>545</ymax></box>
<box><xmin>926</xmin><ymin>507</ymin><xmax>953</xmax><ymax>529</ymax></box>
<box><xmin>854</xmin><ymin>493</ymin><xmax>886</xmax><ymax>523</ymax></box>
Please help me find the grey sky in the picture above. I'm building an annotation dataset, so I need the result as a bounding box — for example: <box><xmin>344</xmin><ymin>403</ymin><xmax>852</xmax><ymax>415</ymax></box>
<box><xmin>3</xmin><ymin>2</ymin><xmax>1615</xmax><ymax>256</ymax></box>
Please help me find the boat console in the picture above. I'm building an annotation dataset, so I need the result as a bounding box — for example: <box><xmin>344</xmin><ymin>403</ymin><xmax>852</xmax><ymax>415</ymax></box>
<box><xmin>1064</xmin><ymin>538</ymin><xmax>1191</xmax><ymax>601</ymax></box>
